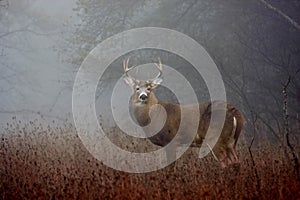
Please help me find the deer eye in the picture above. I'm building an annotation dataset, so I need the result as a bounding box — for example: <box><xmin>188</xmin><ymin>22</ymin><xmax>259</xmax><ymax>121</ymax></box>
<box><xmin>147</xmin><ymin>87</ymin><xmax>151</xmax><ymax>91</ymax></box>
<box><xmin>136</xmin><ymin>87</ymin><xmax>140</xmax><ymax>91</ymax></box>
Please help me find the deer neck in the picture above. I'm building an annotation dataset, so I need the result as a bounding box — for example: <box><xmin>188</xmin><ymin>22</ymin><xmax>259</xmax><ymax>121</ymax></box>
<box><xmin>132</xmin><ymin>93</ymin><xmax>159</xmax><ymax>127</ymax></box>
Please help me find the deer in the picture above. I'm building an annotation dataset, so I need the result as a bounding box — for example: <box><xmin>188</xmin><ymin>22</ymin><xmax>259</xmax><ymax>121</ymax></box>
<box><xmin>123</xmin><ymin>58</ymin><xmax>246</xmax><ymax>168</ymax></box>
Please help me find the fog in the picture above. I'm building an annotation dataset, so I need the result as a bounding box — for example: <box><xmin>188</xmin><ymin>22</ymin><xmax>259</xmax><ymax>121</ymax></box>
<box><xmin>0</xmin><ymin>0</ymin><xmax>78</xmax><ymax>124</ymax></box>
<box><xmin>1</xmin><ymin>0</ymin><xmax>299</xmax><ymax>143</ymax></box>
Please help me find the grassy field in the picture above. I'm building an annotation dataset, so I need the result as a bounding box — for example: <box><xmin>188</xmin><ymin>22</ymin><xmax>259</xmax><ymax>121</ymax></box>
<box><xmin>0</xmin><ymin>120</ymin><xmax>299</xmax><ymax>199</ymax></box>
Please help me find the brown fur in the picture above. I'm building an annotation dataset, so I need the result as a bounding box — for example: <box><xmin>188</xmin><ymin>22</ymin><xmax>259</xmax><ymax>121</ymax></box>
<box><xmin>132</xmin><ymin>91</ymin><xmax>246</xmax><ymax>167</ymax></box>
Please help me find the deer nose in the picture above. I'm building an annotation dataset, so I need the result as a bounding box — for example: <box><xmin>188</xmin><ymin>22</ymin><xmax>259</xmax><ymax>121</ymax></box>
<box><xmin>140</xmin><ymin>94</ymin><xmax>147</xmax><ymax>101</ymax></box>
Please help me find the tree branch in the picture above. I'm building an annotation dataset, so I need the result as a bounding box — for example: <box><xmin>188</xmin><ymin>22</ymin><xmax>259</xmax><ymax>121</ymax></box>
<box><xmin>258</xmin><ymin>0</ymin><xmax>300</xmax><ymax>30</ymax></box>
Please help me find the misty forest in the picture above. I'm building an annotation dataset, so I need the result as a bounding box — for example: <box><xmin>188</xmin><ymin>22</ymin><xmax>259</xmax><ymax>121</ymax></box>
<box><xmin>1</xmin><ymin>0</ymin><xmax>300</xmax><ymax>199</ymax></box>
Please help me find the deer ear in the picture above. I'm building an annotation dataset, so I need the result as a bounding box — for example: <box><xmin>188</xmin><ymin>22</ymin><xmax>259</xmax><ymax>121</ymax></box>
<box><xmin>123</xmin><ymin>76</ymin><xmax>135</xmax><ymax>87</ymax></box>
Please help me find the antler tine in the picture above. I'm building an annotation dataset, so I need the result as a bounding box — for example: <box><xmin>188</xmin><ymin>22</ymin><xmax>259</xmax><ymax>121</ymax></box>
<box><xmin>123</xmin><ymin>57</ymin><xmax>136</xmax><ymax>77</ymax></box>
<box><xmin>123</xmin><ymin>57</ymin><xmax>129</xmax><ymax>72</ymax></box>
<box><xmin>153</xmin><ymin>57</ymin><xmax>163</xmax><ymax>79</ymax></box>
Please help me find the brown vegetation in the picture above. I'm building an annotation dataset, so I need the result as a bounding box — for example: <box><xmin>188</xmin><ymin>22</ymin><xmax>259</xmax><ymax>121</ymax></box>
<box><xmin>0</xmin><ymin>120</ymin><xmax>299</xmax><ymax>199</ymax></box>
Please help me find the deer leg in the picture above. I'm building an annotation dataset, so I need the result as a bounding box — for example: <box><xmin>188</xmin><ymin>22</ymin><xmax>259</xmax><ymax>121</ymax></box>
<box><xmin>226</xmin><ymin>158</ymin><xmax>232</xmax><ymax>166</ymax></box>
<box><xmin>221</xmin><ymin>160</ymin><xmax>227</xmax><ymax>168</ymax></box>
<box><xmin>226</xmin><ymin>147</ymin><xmax>236</xmax><ymax>162</ymax></box>
<box><xmin>232</xmin><ymin>147</ymin><xmax>240</xmax><ymax>163</ymax></box>
<box><xmin>226</xmin><ymin>147</ymin><xmax>240</xmax><ymax>167</ymax></box>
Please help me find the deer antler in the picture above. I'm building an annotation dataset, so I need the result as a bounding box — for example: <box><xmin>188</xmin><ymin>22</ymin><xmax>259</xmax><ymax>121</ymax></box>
<box><xmin>153</xmin><ymin>57</ymin><xmax>163</xmax><ymax>80</ymax></box>
<box><xmin>123</xmin><ymin>57</ymin><xmax>136</xmax><ymax>79</ymax></box>
<box><xmin>124</xmin><ymin>57</ymin><xmax>162</xmax><ymax>80</ymax></box>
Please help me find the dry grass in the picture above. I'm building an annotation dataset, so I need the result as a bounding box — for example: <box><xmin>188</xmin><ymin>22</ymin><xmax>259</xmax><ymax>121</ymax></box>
<box><xmin>0</xmin><ymin>120</ymin><xmax>299</xmax><ymax>199</ymax></box>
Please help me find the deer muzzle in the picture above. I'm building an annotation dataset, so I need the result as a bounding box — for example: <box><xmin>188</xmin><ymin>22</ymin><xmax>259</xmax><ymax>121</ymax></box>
<box><xmin>139</xmin><ymin>93</ymin><xmax>148</xmax><ymax>101</ymax></box>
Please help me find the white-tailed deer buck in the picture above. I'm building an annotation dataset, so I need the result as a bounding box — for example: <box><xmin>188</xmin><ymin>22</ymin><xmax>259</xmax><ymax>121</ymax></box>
<box><xmin>123</xmin><ymin>58</ymin><xmax>246</xmax><ymax>167</ymax></box>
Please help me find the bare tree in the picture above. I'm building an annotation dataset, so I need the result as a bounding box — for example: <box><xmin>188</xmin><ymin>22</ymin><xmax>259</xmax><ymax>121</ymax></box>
<box><xmin>283</xmin><ymin>74</ymin><xmax>300</xmax><ymax>181</ymax></box>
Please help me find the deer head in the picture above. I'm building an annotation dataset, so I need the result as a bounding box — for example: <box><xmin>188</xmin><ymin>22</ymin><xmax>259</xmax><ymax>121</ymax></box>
<box><xmin>123</xmin><ymin>58</ymin><xmax>163</xmax><ymax>105</ymax></box>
